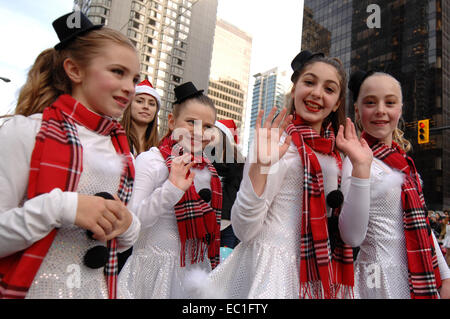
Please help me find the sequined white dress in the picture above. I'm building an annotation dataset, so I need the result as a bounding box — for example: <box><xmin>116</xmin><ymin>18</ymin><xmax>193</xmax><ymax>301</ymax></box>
<box><xmin>117</xmin><ymin>147</ymin><xmax>213</xmax><ymax>299</ymax></box>
<box><xmin>339</xmin><ymin>157</ymin><xmax>450</xmax><ymax>299</ymax></box>
<box><xmin>191</xmin><ymin>135</ymin><xmax>364</xmax><ymax>299</ymax></box>
<box><xmin>0</xmin><ymin>115</ymin><xmax>141</xmax><ymax>299</ymax></box>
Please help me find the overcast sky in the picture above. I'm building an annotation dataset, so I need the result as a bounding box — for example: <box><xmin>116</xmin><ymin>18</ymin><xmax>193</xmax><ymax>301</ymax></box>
<box><xmin>0</xmin><ymin>0</ymin><xmax>303</xmax><ymax>116</ymax></box>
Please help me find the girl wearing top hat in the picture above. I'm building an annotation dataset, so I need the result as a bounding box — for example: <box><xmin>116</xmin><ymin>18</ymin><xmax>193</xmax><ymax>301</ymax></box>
<box><xmin>121</xmin><ymin>78</ymin><xmax>161</xmax><ymax>157</ymax></box>
<box><xmin>186</xmin><ymin>51</ymin><xmax>372</xmax><ymax>299</ymax></box>
<box><xmin>340</xmin><ymin>70</ymin><xmax>450</xmax><ymax>298</ymax></box>
<box><xmin>118</xmin><ymin>82</ymin><xmax>222</xmax><ymax>298</ymax></box>
<box><xmin>0</xmin><ymin>11</ymin><xmax>141</xmax><ymax>299</ymax></box>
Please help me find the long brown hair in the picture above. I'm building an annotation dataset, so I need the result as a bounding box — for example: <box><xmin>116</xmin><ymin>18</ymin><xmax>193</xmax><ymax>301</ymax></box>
<box><xmin>15</xmin><ymin>27</ymin><xmax>136</xmax><ymax>116</ymax></box>
<box><xmin>289</xmin><ymin>56</ymin><xmax>347</xmax><ymax>133</ymax></box>
<box><xmin>120</xmin><ymin>96</ymin><xmax>159</xmax><ymax>155</ymax></box>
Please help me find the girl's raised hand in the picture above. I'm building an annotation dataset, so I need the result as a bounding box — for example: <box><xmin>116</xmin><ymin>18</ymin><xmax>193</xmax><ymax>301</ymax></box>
<box><xmin>249</xmin><ymin>107</ymin><xmax>292</xmax><ymax>196</ymax></box>
<box><xmin>168</xmin><ymin>153</ymin><xmax>196</xmax><ymax>192</ymax></box>
<box><xmin>336</xmin><ymin>118</ymin><xmax>373</xmax><ymax>179</ymax></box>
<box><xmin>253</xmin><ymin>107</ymin><xmax>292</xmax><ymax>168</ymax></box>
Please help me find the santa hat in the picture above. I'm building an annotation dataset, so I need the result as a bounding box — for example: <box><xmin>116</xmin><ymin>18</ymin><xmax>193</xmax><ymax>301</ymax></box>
<box><xmin>215</xmin><ymin>119</ymin><xmax>238</xmax><ymax>145</ymax></box>
<box><xmin>135</xmin><ymin>78</ymin><xmax>161</xmax><ymax>109</ymax></box>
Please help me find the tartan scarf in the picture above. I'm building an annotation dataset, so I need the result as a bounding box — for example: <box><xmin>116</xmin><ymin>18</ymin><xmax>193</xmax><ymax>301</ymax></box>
<box><xmin>0</xmin><ymin>94</ymin><xmax>134</xmax><ymax>299</ymax></box>
<box><xmin>361</xmin><ymin>132</ymin><xmax>441</xmax><ymax>299</ymax></box>
<box><xmin>159</xmin><ymin>136</ymin><xmax>222</xmax><ymax>269</ymax></box>
<box><xmin>286</xmin><ymin>115</ymin><xmax>354</xmax><ymax>299</ymax></box>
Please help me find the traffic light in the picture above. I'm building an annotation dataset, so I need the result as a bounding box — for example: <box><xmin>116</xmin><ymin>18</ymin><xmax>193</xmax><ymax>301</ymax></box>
<box><xmin>417</xmin><ymin>119</ymin><xmax>429</xmax><ymax>144</ymax></box>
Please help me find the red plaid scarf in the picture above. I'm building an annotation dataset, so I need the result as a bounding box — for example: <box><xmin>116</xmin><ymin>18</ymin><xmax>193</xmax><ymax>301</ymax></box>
<box><xmin>0</xmin><ymin>94</ymin><xmax>134</xmax><ymax>299</ymax></box>
<box><xmin>361</xmin><ymin>132</ymin><xmax>441</xmax><ymax>299</ymax></box>
<box><xmin>286</xmin><ymin>115</ymin><xmax>354</xmax><ymax>299</ymax></box>
<box><xmin>159</xmin><ymin>136</ymin><xmax>222</xmax><ymax>269</ymax></box>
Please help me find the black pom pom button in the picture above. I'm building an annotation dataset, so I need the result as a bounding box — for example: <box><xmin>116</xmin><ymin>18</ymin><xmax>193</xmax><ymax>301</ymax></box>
<box><xmin>83</xmin><ymin>245</ymin><xmax>108</xmax><ymax>269</ymax></box>
<box><xmin>326</xmin><ymin>189</ymin><xmax>344</xmax><ymax>208</ymax></box>
<box><xmin>198</xmin><ymin>188</ymin><xmax>212</xmax><ymax>203</ymax></box>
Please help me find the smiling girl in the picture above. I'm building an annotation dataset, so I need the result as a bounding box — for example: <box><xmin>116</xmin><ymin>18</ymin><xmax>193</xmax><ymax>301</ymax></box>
<box><xmin>0</xmin><ymin>12</ymin><xmax>141</xmax><ymax>299</ymax></box>
<box><xmin>118</xmin><ymin>82</ymin><xmax>222</xmax><ymax>298</ymax></box>
<box><xmin>186</xmin><ymin>51</ymin><xmax>371</xmax><ymax>299</ymax></box>
<box><xmin>341</xmin><ymin>70</ymin><xmax>450</xmax><ymax>299</ymax></box>
<box><xmin>120</xmin><ymin>78</ymin><xmax>161</xmax><ymax>157</ymax></box>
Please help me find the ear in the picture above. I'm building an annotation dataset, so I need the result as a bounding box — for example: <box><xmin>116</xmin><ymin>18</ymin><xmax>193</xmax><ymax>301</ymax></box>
<box><xmin>168</xmin><ymin>113</ymin><xmax>175</xmax><ymax>131</ymax></box>
<box><xmin>354</xmin><ymin>103</ymin><xmax>359</xmax><ymax>116</ymax></box>
<box><xmin>290</xmin><ymin>85</ymin><xmax>296</xmax><ymax>99</ymax></box>
<box><xmin>63</xmin><ymin>58</ymin><xmax>83</xmax><ymax>84</ymax></box>
<box><xmin>332</xmin><ymin>99</ymin><xmax>341</xmax><ymax>113</ymax></box>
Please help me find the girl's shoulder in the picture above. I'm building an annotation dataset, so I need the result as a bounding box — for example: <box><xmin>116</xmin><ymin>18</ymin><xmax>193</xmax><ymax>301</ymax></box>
<box><xmin>0</xmin><ymin>114</ymin><xmax>42</xmax><ymax>148</ymax></box>
<box><xmin>135</xmin><ymin>146</ymin><xmax>164</xmax><ymax>163</ymax></box>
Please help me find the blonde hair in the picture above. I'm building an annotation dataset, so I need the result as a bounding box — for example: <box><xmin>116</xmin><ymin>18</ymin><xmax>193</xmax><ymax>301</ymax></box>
<box><xmin>355</xmin><ymin>72</ymin><xmax>412</xmax><ymax>152</ymax></box>
<box><xmin>15</xmin><ymin>27</ymin><xmax>136</xmax><ymax>116</ymax></box>
<box><xmin>120</xmin><ymin>95</ymin><xmax>159</xmax><ymax>155</ymax></box>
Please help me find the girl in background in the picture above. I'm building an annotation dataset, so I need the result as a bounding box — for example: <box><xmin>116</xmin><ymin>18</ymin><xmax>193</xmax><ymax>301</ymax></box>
<box><xmin>120</xmin><ymin>78</ymin><xmax>161</xmax><ymax>157</ymax></box>
<box><xmin>209</xmin><ymin>119</ymin><xmax>244</xmax><ymax>250</ymax></box>
<box><xmin>118</xmin><ymin>82</ymin><xmax>222</xmax><ymax>298</ymax></box>
<box><xmin>118</xmin><ymin>78</ymin><xmax>161</xmax><ymax>272</ymax></box>
<box><xmin>0</xmin><ymin>12</ymin><xmax>141</xmax><ymax>299</ymax></box>
<box><xmin>341</xmin><ymin>70</ymin><xmax>450</xmax><ymax>298</ymax></box>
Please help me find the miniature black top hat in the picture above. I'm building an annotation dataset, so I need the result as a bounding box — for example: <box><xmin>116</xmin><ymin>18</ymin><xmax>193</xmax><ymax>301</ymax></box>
<box><xmin>174</xmin><ymin>82</ymin><xmax>204</xmax><ymax>104</ymax></box>
<box><xmin>52</xmin><ymin>11</ymin><xmax>103</xmax><ymax>50</ymax></box>
<box><xmin>290</xmin><ymin>50</ymin><xmax>325</xmax><ymax>82</ymax></box>
<box><xmin>348</xmin><ymin>69</ymin><xmax>376</xmax><ymax>101</ymax></box>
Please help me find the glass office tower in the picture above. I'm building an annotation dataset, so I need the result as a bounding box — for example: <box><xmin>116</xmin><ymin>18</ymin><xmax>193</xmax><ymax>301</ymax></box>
<box><xmin>302</xmin><ymin>0</ymin><xmax>449</xmax><ymax>209</ymax></box>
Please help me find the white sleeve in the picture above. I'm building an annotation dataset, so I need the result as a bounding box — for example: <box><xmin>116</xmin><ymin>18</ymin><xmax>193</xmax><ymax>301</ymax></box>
<box><xmin>116</xmin><ymin>211</ymin><xmax>141</xmax><ymax>252</ymax></box>
<box><xmin>0</xmin><ymin>116</ymin><xmax>78</xmax><ymax>258</ymax></box>
<box><xmin>128</xmin><ymin>148</ymin><xmax>185</xmax><ymax>230</ymax></box>
<box><xmin>431</xmin><ymin>231</ymin><xmax>450</xmax><ymax>280</ymax></box>
<box><xmin>231</xmin><ymin>140</ymin><xmax>289</xmax><ymax>243</ymax></box>
<box><xmin>338</xmin><ymin>156</ymin><xmax>371</xmax><ymax>247</ymax></box>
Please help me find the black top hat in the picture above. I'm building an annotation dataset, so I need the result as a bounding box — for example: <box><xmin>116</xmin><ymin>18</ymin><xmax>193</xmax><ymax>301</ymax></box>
<box><xmin>52</xmin><ymin>11</ymin><xmax>103</xmax><ymax>50</ymax></box>
<box><xmin>174</xmin><ymin>82</ymin><xmax>204</xmax><ymax>104</ymax></box>
<box><xmin>290</xmin><ymin>50</ymin><xmax>325</xmax><ymax>82</ymax></box>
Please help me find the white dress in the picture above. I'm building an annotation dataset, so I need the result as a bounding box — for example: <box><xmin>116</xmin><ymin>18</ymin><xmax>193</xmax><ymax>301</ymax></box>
<box><xmin>0</xmin><ymin>114</ymin><xmax>141</xmax><ymax>299</ymax></box>
<box><xmin>117</xmin><ymin>147</ymin><xmax>213</xmax><ymax>299</ymax></box>
<box><xmin>189</xmin><ymin>135</ymin><xmax>364</xmax><ymax>299</ymax></box>
<box><xmin>339</xmin><ymin>157</ymin><xmax>450</xmax><ymax>299</ymax></box>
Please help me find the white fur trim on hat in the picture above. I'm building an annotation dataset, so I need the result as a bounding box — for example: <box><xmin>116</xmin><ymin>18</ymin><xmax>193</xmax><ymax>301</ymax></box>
<box><xmin>135</xmin><ymin>86</ymin><xmax>161</xmax><ymax>109</ymax></box>
<box><xmin>215</xmin><ymin>121</ymin><xmax>235</xmax><ymax>145</ymax></box>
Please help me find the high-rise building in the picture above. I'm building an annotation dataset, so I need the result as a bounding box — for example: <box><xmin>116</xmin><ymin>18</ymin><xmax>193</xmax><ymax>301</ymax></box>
<box><xmin>302</xmin><ymin>0</ymin><xmax>450</xmax><ymax>210</ymax></box>
<box><xmin>74</xmin><ymin>0</ymin><xmax>218</xmax><ymax>135</ymax></box>
<box><xmin>248</xmin><ymin>67</ymin><xmax>290</xmax><ymax>152</ymax></box>
<box><xmin>207</xmin><ymin>19</ymin><xmax>252</xmax><ymax>142</ymax></box>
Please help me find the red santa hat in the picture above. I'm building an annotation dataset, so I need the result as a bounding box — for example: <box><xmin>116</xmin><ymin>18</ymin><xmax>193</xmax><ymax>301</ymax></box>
<box><xmin>215</xmin><ymin>119</ymin><xmax>238</xmax><ymax>145</ymax></box>
<box><xmin>135</xmin><ymin>78</ymin><xmax>161</xmax><ymax>109</ymax></box>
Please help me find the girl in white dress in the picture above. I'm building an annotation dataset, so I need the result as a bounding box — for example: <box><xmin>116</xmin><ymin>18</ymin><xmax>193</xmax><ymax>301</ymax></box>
<box><xmin>0</xmin><ymin>12</ymin><xmax>141</xmax><ymax>299</ymax></box>
<box><xmin>187</xmin><ymin>51</ymin><xmax>373</xmax><ymax>299</ymax></box>
<box><xmin>340</xmin><ymin>70</ymin><xmax>450</xmax><ymax>298</ymax></box>
<box><xmin>118</xmin><ymin>82</ymin><xmax>222</xmax><ymax>298</ymax></box>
